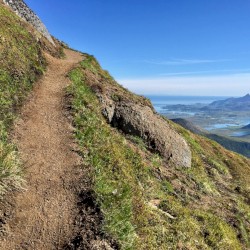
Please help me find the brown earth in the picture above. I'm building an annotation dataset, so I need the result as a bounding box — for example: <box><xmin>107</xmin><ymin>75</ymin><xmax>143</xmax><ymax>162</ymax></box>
<box><xmin>0</xmin><ymin>49</ymin><xmax>114</xmax><ymax>249</ymax></box>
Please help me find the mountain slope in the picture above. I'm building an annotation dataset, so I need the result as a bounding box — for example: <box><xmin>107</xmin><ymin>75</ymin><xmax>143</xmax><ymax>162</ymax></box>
<box><xmin>171</xmin><ymin>118</ymin><xmax>206</xmax><ymax>135</ymax></box>
<box><xmin>0</xmin><ymin>2</ymin><xmax>46</xmax><ymax>196</ymax></box>
<box><xmin>172</xmin><ymin>118</ymin><xmax>250</xmax><ymax>158</ymax></box>
<box><xmin>3</xmin><ymin>0</ymin><xmax>54</xmax><ymax>44</ymax></box>
<box><xmin>0</xmin><ymin>0</ymin><xmax>63</xmax><ymax>195</ymax></box>
<box><xmin>68</xmin><ymin>56</ymin><xmax>250</xmax><ymax>249</ymax></box>
<box><xmin>0</xmin><ymin>50</ymin><xmax>85</xmax><ymax>250</ymax></box>
<box><xmin>207</xmin><ymin>134</ymin><xmax>250</xmax><ymax>158</ymax></box>
<box><xmin>1</xmin><ymin>1</ymin><xmax>250</xmax><ymax>249</ymax></box>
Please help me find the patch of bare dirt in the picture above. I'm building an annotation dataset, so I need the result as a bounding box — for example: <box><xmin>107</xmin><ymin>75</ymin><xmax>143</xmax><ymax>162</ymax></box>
<box><xmin>63</xmin><ymin>186</ymin><xmax>118</xmax><ymax>250</ymax></box>
<box><xmin>0</xmin><ymin>49</ymin><xmax>115</xmax><ymax>249</ymax></box>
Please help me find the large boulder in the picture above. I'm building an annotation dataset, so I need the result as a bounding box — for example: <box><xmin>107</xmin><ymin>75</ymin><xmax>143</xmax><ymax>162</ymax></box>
<box><xmin>101</xmin><ymin>96</ymin><xmax>191</xmax><ymax>168</ymax></box>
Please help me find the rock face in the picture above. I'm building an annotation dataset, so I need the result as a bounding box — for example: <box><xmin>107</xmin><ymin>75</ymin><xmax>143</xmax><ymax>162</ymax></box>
<box><xmin>100</xmin><ymin>96</ymin><xmax>192</xmax><ymax>168</ymax></box>
<box><xmin>3</xmin><ymin>0</ymin><xmax>55</xmax><ymax>45</ymax></box>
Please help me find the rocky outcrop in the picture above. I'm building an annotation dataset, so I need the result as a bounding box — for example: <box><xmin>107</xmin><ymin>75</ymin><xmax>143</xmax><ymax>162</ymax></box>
<box><xmin>100</xmin><ymin>95</ymin><xmax>192</xmax><ymax>168</ymax></box>
<box><xmin>3</xmin><ymin>0</ymin><xmax>55</xmax><ymax>45</ymax></box>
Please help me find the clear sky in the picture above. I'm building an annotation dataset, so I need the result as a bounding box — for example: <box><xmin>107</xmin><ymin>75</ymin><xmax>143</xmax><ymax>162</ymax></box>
<box><xmin>25</xmin><ymin>0</ymin><xmax>250</xmax><ymax>96</ymax></box>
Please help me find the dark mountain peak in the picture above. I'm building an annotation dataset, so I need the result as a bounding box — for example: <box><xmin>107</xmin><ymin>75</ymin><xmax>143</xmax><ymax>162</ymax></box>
<box><xmin>207</xmin><ymin>94</ymin><xmax>250</xmax><ymax>111</ymax></box>
<box><xmin>242</xmin><ymin>124</ymin><xmax>250</xmax><ymax>129</ymax></box>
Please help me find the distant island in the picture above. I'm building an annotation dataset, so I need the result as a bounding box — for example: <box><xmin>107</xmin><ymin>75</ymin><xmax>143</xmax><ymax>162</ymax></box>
<box><xmin>202</xmin><ymin>94</ymin><xmax>250</xmax><ymax>111</ymax></box>
<box><xmin>163</xmin><ymin>94</ymin><xmax>250</xmax><ymax>112</ymax></box>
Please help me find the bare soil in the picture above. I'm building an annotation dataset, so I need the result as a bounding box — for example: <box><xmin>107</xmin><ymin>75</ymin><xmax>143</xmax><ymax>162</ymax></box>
<box><xmin>0</xmin><ymin>49</ymin><xmax>115</xmax><ymax>249</ymax></box>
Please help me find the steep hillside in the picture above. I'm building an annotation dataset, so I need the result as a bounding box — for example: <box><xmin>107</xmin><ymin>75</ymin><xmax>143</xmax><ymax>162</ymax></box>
<box><xmin>0</xmin><ymin>2</ymin><xmax>47</xmax><ymax>195</ymax></box>
<box><xmin>0</xmin><ymin>1</ymin><xmax>63</xmax><ymax>196</ymax></box>
<box><xmin>171</xmin><ymin>118</ymin><xmax>206</xmax><ymax>135</ymax></box>
<box><xmin>1</xmin><ymin>1</ymin><xmax>250</xmax><ymax>249</ymax></box>
<box><xmin>68</xmin><ymin>55</ymin><xmax>250</xmax><ymax>249</ymax></box>
<box><xmin>172</xmin><ymin>118</ymin><xmax>250</xmax><ymax>158</ymax></box>
<box><xmin>207</xmin><ymin>134</ymin><xmax>250</xmax><ymax>158</ymax></box>
<box><xmin>3</xmin><ymin>0</ymin><xmax>54</xmax><ymax>44</ymax></box>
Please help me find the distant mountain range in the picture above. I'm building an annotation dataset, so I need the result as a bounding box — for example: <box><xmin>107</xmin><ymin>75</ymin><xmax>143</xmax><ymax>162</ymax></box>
<box><xmin>201</xmin><ymin>94</ymin><xmax>250</xmax><ymax>111</ymax></box>
<box><xmin>163</xmin><ymin>94</ymin><xmax>250</xmax><ymax>112</ymax></box>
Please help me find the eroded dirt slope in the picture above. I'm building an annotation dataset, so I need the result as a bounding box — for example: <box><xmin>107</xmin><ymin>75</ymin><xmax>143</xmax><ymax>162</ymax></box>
<box><xmin>0</xmin><ymin>49</ymin><xmax>84</xmax><ymax>249</ymax></box>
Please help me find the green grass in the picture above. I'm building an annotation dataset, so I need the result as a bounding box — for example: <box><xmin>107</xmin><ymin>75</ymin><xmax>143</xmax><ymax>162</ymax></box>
<box><xmin>68</xmin><ymin>55</ymin><xmax>250</xmax><ymax>249</ymax></box>
<box><xmin>0</xmin><ymin>4</ymin><xmax>46</xmax><ymax>195</ymax></box>
<box><xmin>0</xmin><ymin>122</ymin><xmax>23</xmax><ymax>195</ymax></box>
<box><xmin>68</xmin><ymin>68</ymin><xmax>141</xmax><ymax>248</ymax></box>
<box><xmin>4</xmin><ymin>2</ymin><xmax>248</xmax><ymax>248</ymax></box>
<box><xmin>207</xmin><ymin>133</ymin><xmax>250</xmax><ymax>158</ymax></box>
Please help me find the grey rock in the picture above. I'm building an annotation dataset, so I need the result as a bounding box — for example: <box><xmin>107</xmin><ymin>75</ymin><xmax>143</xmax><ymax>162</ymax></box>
<box><xmin>99</xmin><ymin>95</ymin><xmax>116</xmax><ymax>123</ymax></box>
<box><xmin>3</xmin><ymin>0</ymin><xmax>55</xmax><ymax>45</ymax></box>
<box><xmin>103</xmin><ymin>100</ymin><xmax>191</xmax><ymax>168</ymax></box>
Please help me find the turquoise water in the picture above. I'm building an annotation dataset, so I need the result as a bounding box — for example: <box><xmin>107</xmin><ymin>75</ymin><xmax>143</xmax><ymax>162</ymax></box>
<box><xmin>146</xmin><ymin>95</ymin><xmax>250</xmax><ymax>138</ymax></box>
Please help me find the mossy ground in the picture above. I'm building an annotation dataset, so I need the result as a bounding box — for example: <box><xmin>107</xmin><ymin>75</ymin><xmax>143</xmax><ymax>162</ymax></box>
<box><xmin>0</xmin><ymin>4</ymin><xmax>46</xmax><ymax>195</ymax></box>
<box><xmin>69</xmin><ymin>55</ymin><xmax>250</xmax><ymax>249</ymax></box>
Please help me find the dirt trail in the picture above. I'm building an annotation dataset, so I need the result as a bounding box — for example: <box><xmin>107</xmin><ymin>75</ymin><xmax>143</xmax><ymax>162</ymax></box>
<box><xmin>0</xmin><ymin>49</ymin><xmax>84</xmax><ymax>249</ymax></box>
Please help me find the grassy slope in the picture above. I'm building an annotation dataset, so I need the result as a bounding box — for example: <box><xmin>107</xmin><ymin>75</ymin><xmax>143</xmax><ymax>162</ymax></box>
<box><xmin>171</xmin><ymin>118</ymin><xmax>250</xmax><ymax>158</ymax></box>
<box><xmin>69</xmin><ymin>55</ymin><xmax>250</xmax><ymax>250</ymax></box>
<box><xmin>207</xmin><ymin>134</ymin><xmax>250</xmax><ymax>158</ymax></box>
<box><xmin>2</xmin><ymin>3</ymin><xmax>249</xmax><ymax>248</ymax></box>
<box><xmin>0</xmin><ymin>4</ymin><xmax>46</xmax><ymax>195</ymax></box>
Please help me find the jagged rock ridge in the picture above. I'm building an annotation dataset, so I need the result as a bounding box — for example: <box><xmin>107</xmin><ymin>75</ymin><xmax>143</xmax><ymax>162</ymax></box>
<box><xmin>3</xmin><ymin>0</ymin><xmax>55</xmax><ymax>45</ymax></box>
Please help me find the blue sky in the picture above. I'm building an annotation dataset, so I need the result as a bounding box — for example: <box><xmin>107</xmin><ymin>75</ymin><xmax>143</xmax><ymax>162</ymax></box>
<box><xmin>25</xmin><ymin>0</ymin><xmax>250</xmax><ymax>96</ymax></box>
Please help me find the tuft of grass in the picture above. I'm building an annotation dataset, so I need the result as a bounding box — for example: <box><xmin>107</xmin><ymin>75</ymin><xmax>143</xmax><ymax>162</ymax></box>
<box><xmin>194</xmin><ymin>211</ymin><xmax>242</xmax><ymax>250</ymax></box>
<box><xmin>0</xmin><ymin>122</ymin><xmax>24</xmax><ymax>195</ymax></box>
<box><xmin>128</xmin><ymin>135</ymin><xmax>147</xmax><ymax>151</ymax></box>
<box><xmin>0</xmin><ymin>4</ymin><xmax>46</xmax><ymax>195</ymax></box>
<box><xmin>161</xmin><ymin>180</ymin><xmax>174</xmax><ymax>193</ymax></box>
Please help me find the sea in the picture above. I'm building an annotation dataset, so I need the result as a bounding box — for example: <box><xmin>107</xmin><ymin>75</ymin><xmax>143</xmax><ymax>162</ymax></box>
<box><xmin>145</xmin><ymin>95</ymin><xmax>250</xmax><ymax>134</ymax></box>
<box><xmin>145</xmin><ymin>95</ymin><xmax>228</xmax><ymax>113</ymax></box>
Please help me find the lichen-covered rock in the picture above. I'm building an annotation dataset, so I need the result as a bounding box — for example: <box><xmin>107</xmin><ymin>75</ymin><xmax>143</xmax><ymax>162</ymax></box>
<box><xmin>103</xmin><ymin>100</ymin><xmax>191</xmax><ymax>168</ymax></box>
<box><xmin>3</xmin><ymin>0</ymin><xmax>55</xmax><ymax>45</ymax></box>
<box><xmin>99</xmin><ymin>95</ymin><xmax>116</xmax><ymax>123</ymax></box>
